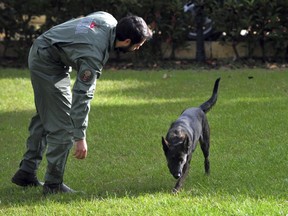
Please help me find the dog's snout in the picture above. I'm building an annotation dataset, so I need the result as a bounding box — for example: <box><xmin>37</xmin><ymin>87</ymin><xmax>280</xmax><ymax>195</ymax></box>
<box><xmin>174</xmin><ymin>172</ymin><xmax>182</xmax><ymax>179</ymax></box>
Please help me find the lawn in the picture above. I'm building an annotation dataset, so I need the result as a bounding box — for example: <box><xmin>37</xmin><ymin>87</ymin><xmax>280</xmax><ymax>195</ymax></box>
<box><xmin>0</xmin><ymin>68</ymin><xmax>287</xmax><ymax>215</ymax></box>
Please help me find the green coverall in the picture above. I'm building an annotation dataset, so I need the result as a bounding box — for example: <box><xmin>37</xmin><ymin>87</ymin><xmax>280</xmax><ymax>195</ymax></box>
<box><xmin>19</xmin><ymin>11</ymin><xmax>117</xmax><ymax>184</ymax></box>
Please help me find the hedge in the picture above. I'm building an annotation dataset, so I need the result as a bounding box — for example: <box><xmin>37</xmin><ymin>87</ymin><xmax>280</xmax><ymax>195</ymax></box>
<box><xmin>1</xmin><ymin>0</ymin><xmax>288</xmax><ymax>66</ymax></box>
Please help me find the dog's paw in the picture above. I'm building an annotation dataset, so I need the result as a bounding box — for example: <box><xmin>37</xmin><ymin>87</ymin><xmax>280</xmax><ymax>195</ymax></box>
<box><xmin>172</xmin><ymin>188</ymin><xmax>179</xmax><ymax>194</ymax></box>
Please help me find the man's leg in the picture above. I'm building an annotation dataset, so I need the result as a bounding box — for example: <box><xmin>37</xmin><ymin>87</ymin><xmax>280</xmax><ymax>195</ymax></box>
<box><xmin>21</xmin><ymin>114</ymin><xmax>47</xmax><ymax>172</ymax></box>
<box><xmin>12</xmin><ymin>43</ymin><xmax>74</xmax><ymax>193</ymax></box>
<box><xmin>11</xmin><ymin>43</ymin><xmax>48</xmax><ymax>187</ymax></box>
<box><xmin>30</xmin><ymin>70</ymin><xmax>75</xmax><ymax>194</ymax></box>
<box><xmin>11</xmin><ymin>114</ymin><xmax>47</xmax><ymax>186</ymax></box>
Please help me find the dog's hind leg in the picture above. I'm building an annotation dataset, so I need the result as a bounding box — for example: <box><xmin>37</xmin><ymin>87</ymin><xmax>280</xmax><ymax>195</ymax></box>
<box><xmin>200</xmin><ymin>122</ymin><xmax>210</xmax><ymax>175</ymax></box>
<box><xmin>200</xmin><ymin>140</ymin><xmax>210</xmax><ymax>175</ymax></box>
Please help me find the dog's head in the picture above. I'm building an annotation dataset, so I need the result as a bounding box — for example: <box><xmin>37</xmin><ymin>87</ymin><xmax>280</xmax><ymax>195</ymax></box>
<box><xmin>162</xmin><ymin>130</ymin><xmax>190</xmax><ymax>179</ymax></box>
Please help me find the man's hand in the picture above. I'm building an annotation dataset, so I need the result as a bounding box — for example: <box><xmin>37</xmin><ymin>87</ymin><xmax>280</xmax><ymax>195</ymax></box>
<box><xmin>73</xmin><ymin>139</ymin><xmax>88</xmax><ymax>159</ymax></box>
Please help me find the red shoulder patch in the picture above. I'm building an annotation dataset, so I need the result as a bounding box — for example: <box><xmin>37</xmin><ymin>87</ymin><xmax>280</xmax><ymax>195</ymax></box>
<box><xmin>90</xmin><ymin>22</ymin><xmax>96</xmax><ymax>28</ymax></box>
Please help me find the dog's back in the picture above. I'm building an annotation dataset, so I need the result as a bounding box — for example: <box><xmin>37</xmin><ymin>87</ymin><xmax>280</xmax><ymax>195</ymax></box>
<box><xmin>167</xmin><ymin>77</ymin><xmax>221</xmax><ymax>144</ymax></box>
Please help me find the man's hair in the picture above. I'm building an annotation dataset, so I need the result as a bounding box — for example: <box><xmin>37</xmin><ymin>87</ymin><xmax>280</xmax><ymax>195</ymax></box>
<box><xmin>116</xmin><ymin>15</ymin><xmax>152</xmax><ymax>44</ymax></box>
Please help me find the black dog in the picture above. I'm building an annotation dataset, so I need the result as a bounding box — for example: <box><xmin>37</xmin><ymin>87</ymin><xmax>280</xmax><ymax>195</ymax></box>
<box><xmin>162</xmin><ymin>78</ymin><xmax>220</xmax><ymax>193</ymax></box>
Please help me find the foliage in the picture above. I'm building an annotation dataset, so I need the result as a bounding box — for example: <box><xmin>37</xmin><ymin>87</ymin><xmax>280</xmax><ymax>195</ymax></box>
<box><xmin>0</xmin><ymin>0</ymin><xmax>47</xmax><ymax>65</ymax></box>
<box><xmin>208</xmin><ymin>0</ymin><xmax>248</xmax><ymax>59</ymax></box>
<box><xmin>248</xmin><ymin>0</ymin><xmax>288</xmax><ymax>61</ymax></box>
<box><xmin>209</xmin><ymin>0</ymin><xmax>288</xmax><ymax>61</ymax></box>
<box><xmin>1</xmin><ymin>0</ymin><xmax>288</xmax><ymax>65</ymax></box>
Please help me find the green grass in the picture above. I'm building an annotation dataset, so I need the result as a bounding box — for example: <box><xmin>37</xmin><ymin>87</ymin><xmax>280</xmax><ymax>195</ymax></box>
<box><xmin>0</xmin><ymin>68</ymin><xmax>287</xmax><ymax>215</ymax></box>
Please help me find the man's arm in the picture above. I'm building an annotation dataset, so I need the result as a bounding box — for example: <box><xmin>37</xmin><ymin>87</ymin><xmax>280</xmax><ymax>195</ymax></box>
<box><xmin>70</xmin><ymin>58</ymin><xmax>102</xmax><ymax>159</ymax></box>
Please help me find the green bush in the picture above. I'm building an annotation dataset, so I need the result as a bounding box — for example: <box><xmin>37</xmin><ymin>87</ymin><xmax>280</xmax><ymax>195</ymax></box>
<box><xmin>1</xmin><ymin>0</ymin><xmax>288</xmax><ymax>65</ymax></box>
<box><xmin>209</xmin><ymin>0</ymin><xmax>288</xmax><ymax>61</ymax></box>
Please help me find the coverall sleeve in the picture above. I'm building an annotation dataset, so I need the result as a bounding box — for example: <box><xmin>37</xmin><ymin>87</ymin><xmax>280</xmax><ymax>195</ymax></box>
<box><xmin>70</xmin><ymin>57</ymin><xmax>102</xmax><ymax>140</ymax></box>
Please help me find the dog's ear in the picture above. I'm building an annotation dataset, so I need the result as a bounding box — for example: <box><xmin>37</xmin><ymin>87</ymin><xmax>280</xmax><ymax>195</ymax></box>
<box><xmin>183</xmin><ymin>136</ymin><xmax>190</xmax><ymax>152</ymax></box>
<box><xmin>162</xmin><ymin>137</ymin><xmax>170</xmax><ymax>153</ymax></box>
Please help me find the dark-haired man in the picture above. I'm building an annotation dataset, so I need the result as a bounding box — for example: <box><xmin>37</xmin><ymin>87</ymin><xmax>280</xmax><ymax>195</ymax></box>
<box><xmin>11</xmin><ymin>11</ymin><xmax>152</xmax><ymax>195</ymax></box>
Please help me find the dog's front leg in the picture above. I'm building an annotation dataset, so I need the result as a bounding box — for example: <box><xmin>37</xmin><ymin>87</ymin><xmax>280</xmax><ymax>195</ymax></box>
<box><xmin>173</xmin><ymin>154</ymin><xmax>192</xmax><ymax>193</ymax></box>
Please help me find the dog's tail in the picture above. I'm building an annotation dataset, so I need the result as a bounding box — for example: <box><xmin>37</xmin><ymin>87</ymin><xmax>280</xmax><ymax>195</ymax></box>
<box><xmin>199</xmin><ymin>77</ymin><xmax>221</xmax><ymax>113</ymax></box>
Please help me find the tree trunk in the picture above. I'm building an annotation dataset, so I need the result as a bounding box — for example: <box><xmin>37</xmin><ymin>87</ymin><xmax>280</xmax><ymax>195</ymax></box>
<box><xmin>195</xmin><ymin>6</ymin><xmax>206</xmax><ymax>63</ymax></box>
<box><xmin>232</xmin><ymin>41</ymin><xmax>239</xmax><ymax>61</ymax></box>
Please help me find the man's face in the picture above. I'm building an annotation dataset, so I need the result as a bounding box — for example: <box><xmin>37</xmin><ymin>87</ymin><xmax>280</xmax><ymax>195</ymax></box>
<box><xmin>118</xmin><ymin>39</ymin><xmax>146</xmax><ymax>53</ymax></box>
